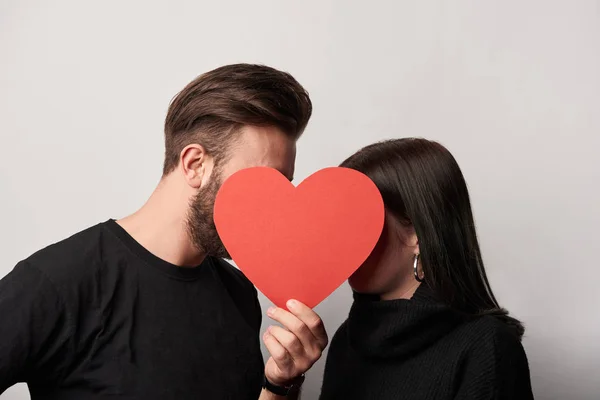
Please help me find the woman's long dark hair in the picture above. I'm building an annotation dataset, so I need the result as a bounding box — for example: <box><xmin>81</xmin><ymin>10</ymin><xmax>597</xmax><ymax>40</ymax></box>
<box><xmin>341</xmin><ymin>138</ymin><xmax>524</xmax><ymax>339</ymax></box>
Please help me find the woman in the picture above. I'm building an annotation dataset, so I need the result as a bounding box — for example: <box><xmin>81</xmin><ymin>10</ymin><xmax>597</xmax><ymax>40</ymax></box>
<box><xmin>320</xmin><ymin>138</ymin><xmax>533</xmax><ymax>400</ymax></box>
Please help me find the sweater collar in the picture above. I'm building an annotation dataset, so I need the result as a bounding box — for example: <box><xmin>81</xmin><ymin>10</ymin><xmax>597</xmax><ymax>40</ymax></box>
<box><xmin>347</xmin><ymin>284</ymin><xmax>465</xmax><ymax>359</ymax></box>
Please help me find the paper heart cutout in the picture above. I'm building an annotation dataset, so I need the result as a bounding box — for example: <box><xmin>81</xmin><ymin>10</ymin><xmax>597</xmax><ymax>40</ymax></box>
<box><xmin>214</xmin><ymin>167</ymin><xmax>384</xmax><ymax>309</ymax></box>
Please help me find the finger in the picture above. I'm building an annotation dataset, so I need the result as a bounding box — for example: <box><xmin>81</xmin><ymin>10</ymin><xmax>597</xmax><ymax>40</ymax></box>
<box><xmin>263</xmin><ymin>329</ymin><xmax>293</xmax><ymax>372</ymax></box>
<box><xmin>268</xmin><ymin>325</ymin><xmax>304</xmax><ymax>359</ymax></box>
<box><xmin>286</xmin><ymin>300</ymin><xmax>328</xmax><ymax>348</ymax></box>
<box><xmin>267</xmin><ymin>306</ymin><xmax>316</xmax><ymax>351</ymax></box>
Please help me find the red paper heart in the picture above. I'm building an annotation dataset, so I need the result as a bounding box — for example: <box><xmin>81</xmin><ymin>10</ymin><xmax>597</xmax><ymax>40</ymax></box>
<box><xmin>213</xmin><ymin>167</ymin><xmax>384</xmax><ymax>309</ymax></box>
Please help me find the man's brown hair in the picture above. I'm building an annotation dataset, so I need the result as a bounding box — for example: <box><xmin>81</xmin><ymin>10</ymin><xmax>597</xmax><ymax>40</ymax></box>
<box><xmin>163</xmin><ymin>64</ymin><xmax>312</xmax><ymax>175</ymax></box>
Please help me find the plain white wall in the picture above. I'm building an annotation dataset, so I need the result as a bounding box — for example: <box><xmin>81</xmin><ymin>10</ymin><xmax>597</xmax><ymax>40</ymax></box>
<box><xmin>1</xmin><ymin>0</ymin><xmax>599</xmax><ymax>399</ymax></box>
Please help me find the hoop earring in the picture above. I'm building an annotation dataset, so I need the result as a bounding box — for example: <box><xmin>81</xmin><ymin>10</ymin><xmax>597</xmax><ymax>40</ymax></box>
<box><xmin>413</xmin><ymin>254</ymin><xmax>423</xmax><ymax>282</ymax></box>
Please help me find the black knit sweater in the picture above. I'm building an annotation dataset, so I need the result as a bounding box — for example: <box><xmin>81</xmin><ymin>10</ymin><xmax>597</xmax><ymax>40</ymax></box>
<box><xmin>319</xmin><ymin>284</ymin><xmax>534</xmax><ymax>399</ymax></box>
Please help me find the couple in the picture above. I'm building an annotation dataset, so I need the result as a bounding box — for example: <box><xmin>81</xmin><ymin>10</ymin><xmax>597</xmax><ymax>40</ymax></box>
<box><xmin>0</xmin><ymin>64</ymin><xmax>533</xmax><ymax>399</ymax></box>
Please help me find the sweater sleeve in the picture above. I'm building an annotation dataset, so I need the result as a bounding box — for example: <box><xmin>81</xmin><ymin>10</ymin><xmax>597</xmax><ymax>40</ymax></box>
<box><xmin>454</xmin><ymin>326</ymin><xmax>534</xmax><ymax>400</ymax></box>
<box><xmin>0</xmin><ymin>261</ymin><xmax>73</xmax><ymax>393</ymax></box>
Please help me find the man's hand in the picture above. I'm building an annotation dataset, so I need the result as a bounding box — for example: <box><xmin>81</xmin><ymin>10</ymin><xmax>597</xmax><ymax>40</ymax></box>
<box><xmin>263</xmin><ymin>299</ymin><xmax>328</xmax><ymax>388</ymax></box>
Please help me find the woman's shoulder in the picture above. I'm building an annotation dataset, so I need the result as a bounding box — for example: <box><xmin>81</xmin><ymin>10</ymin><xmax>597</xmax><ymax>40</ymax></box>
<box><xmin>457</xmin><ymin>314</ymin><xmax>527</xmax><ymax>361</ymax></box>
<box><xmin>452</xmin><ymin>315</ymin><xmax>534</xmax><ymax>398</ymax></box>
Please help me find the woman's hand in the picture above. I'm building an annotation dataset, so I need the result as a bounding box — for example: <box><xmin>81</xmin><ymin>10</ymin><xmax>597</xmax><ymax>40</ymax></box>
<box><xmin>263</xmin><ymin>299</ymin><xmax>328</xmax><ymax>387</ymax></box>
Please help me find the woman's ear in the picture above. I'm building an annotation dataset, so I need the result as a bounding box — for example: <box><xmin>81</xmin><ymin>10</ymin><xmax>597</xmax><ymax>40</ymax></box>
<box><xmin>405</xmin><ymin>226</ymin><xmax>419</xmax><ymax>252</ymax></box>
<box><xmin>389</xmin><ymin>215</ymin><xmax>420</xmax><ymax>255</ymax></box>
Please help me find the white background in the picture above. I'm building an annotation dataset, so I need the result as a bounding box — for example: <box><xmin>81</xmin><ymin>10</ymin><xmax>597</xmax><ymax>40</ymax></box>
<box><xmin>1</xmin><ymin>1</ymin><xmax>599</xmax><ymax>399</ymax></box>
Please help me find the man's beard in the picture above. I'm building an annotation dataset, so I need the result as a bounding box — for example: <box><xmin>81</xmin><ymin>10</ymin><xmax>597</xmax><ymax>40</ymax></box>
<box><xmin>186</xmin><ymin>172</ymin><xmax>231</xmax><ymax>259</ymax></box>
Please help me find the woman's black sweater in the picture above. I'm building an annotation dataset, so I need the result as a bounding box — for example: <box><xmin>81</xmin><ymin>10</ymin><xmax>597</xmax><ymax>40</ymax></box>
<box><xmin>319</xmin><ymin>284</ymin><xmax>534</xmax><ymax>399</ymax></box>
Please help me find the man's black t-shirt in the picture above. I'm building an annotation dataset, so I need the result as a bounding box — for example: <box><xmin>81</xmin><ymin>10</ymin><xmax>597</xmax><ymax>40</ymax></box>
<box><xmin>0</xmin><ymin>220</ymin><xmax>264</xmax><ymax>399</ymax></box>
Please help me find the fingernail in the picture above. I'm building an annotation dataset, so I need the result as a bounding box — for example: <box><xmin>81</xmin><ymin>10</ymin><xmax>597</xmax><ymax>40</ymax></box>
<box><xmin>287</xmin><ymin>300</ymin><xmax>297</xmax><ymax>308</ymax></box>
<box><xmin>267</xmin><ymin>307</ymin><xmax>275</xmax><ymax>316</ymax></box>
<box><xmin>267</xmin><ymin>326</ymin><xmax>273</xmax><ymax>333</ymax></box>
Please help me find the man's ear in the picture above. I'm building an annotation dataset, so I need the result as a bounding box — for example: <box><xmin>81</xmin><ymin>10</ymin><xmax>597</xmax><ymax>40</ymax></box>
<box><xmin>179</xmin><ymin>144</ymin><xmax>212</xmax><ymax>189</ymax></box>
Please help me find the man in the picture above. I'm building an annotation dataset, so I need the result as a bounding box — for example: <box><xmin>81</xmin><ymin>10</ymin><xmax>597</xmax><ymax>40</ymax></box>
<box><xmin>0</xmin><ymin>64</ymin><xmax>327</xmax><ymax>399</ymax></box>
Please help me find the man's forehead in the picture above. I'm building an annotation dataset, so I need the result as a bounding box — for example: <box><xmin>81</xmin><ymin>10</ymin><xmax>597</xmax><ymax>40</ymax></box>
<box><xmin>221</xmin><ymin>128</ymin><xmax>296</xmax><ymax>181</ymax></box>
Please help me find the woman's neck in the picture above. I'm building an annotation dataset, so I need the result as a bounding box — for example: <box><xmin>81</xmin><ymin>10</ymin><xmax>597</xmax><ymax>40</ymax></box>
<box><xmin>380</xmin><ymin>280</ymin><xmax>421</xmax><ymax>301</ymax></box>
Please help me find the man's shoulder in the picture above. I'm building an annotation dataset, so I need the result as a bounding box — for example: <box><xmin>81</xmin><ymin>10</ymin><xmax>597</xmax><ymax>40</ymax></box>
<box><xmin>23</xmin><ymin>221</ymin><xmax>112</xmax><ymax>286</ymax></box>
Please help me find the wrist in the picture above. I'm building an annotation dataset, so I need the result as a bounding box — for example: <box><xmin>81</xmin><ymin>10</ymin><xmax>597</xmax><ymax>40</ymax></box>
<box><xmin>265</xmin><ymin>370</ymin><xmax>305</xmax><ymax>387</ymax></box>
<box><xmin>263</xmin><ymin>373</ymin><xmax>305</xmax><ymax>396</ymax></box>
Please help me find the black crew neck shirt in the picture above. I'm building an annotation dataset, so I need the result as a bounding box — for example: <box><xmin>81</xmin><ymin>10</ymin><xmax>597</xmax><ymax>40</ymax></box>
<box><xmin>0</xmin><ymin>220</ymin><xmax>264</xmax><ymax>399</ymax></box>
